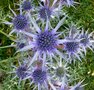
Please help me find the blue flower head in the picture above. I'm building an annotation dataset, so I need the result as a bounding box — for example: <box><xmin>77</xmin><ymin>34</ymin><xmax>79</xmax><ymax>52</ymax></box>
<box><xmin>11</xmin><ymin>60</ymin><xmax>30</xmax><ymax>84</ymax></box>
<box><xmin>39</xmin><ymin>6</ymin><xmax>51</xmax><ymax>20</ymax></box>
<box><xmin>79</xmin><ymin>29</ymin><xmax>94</xmax><ymax>54</ymax></box>
<box><xmin>32</xmin><ymin>68</ymin><xmax>47</xmax><ymax>84</ymax></box>
<box><xmin>80</xmin><ymin>34</ymin><xmax>89</xmax><ymax>46</ymax></box>
<box><xmin>3</xmin><ymin>5</ymin><xmax>29</xmax><ymax>34</ymax></box>
<box><xmin>22</xmin><ymin>1</ymin><xmax>32</xmax><ymax>11</ymax></box>
<box><xmin>64</xmin><ymin>39</ymin><xmax>79</xmax><ymax>54</ymax></box>
<box><xmin>16</xmin><ymin>65</ymin><xmax>29</xmax><ymax>80</ymax></box>
<box><xmin>13</xmin><ymin>15</ymin><xmax>28</xmax><ymax>30</ymax></box>
<box><xmin>62</xmin><ymin>24</ymin><xmax>83</xmax><ymax>62</ymax></box>
<box><xmin>17</xmin><ymin>15</ymin><xmax>67</xmax><ymax>66</ymax></box>
<box><xmin>36</xmin><ymin>30</ymin><xmax>57</xmax><ymax>52</ymax></box>
<box><xmin>36</xmin><ymin>0</ymin><xmax>65</xmax><ymax>22</ymax></box>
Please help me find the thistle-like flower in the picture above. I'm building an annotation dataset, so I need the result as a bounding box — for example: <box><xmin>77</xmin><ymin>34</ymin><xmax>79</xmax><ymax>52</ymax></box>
<box><xmin>22</xmin><ymin>0</ymin><xmax>32</xmax><ymax>11</ymax></box>
<box><xmin>16</xmin><ymin>65</ymin><xmax>29</xmax><ymax>80</ymax></box>
<box><xmin>39</xmin><ymin>5</ymin><xmax>51</xmax><ymax>20</ymax></box>
<box><xmin>13</xmin><ymin>14</ymin><xmax>28</xmax><ymax>30</ymax></box>
<box><xmin>36</xmin><ymin>30</ymin><xmax>57</xmax><ymax>52</ymax></box>
<box><xmin>32</xmin><ymin>68</ymin><xmax>47</xmax><ymax>84</ymax></box>
<box><xmin>79</xmin><ymin>29</ymin><xmax>94</xmax><ymax>54</ymax></box>
<box><xmin>36</xmin><ymin>0</ymin><xmax>65</xmax><ymax>22</ymax></box>
<box><xmin>29</xmin><ymin>63</ymin><xmax>49</xmax><ymax>90</ymax></box>
<box><xmin>62</xmin><ymin>25</ymin><xmax>84</xmax><ymax>62</ymax></box>
<box><xmin>48</xmin><ymin>56</ymin><xmax>69</xmax><ymax>79</ymax></box>
<box><xmin>17</xmin><ymin>15</ymin><xmax>67</xmax><ymax>66</ymax></box>
<box><xmin>11</xmin><ymin>61</ymin><xmax>30</xmax><ymax>84</ymax></box>
<box><xmin>3</xmin><ymin>3</ymin><xmax>29</xmax><ymax>35</ymax></box>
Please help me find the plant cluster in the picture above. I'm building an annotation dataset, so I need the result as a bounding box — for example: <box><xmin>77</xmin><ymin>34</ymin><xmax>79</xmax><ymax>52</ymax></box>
<box><xmin>3</xmin><ymin>0</ymin><xmax>94</xmax><ymax>90</ymax></box>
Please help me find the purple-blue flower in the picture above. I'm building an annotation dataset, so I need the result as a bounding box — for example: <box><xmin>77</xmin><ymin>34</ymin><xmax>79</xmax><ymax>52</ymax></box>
<box><xmin>17</xmin><ymin>15</ymin><xmax>67</xmax><ymax>66</ymax></box>
<box><xmin>13</xmin><ymin>15</ymin><xmax>28</xmax><ymax>30</ymax></box>
<box><xmin>36</xmin><ymin>0</ymin><xmax>65</xmax><ymax>22</ymax></box>
<box><xmin>22</xmin><ymin>1</ymin><xmax>32</xmax><ymax>11</ymax></box>
<box><xmin>64</xmin><ymin>40</ymin><xmax>79</xmax><ymax>54</ymax></box>
<box><xmin>36</xmin><ymin>30</ymin><xmax>57</xmax><ymax>52</ymax></box>
<box><xmin>62</xmin><ymin>25</ymin><xmax>84</xmax><ymax>62</ymax></box>
<box><xmin>11</xmin><ymin>61</ymin><xmax>30</xmax><ymax>84</ymax></box>
<box><xmin>16</xmin><ymin>65</ymin><xmax>28</xmax><ymax>80</ymax></box>
<box><xmin>79</xmin><ymin>29</ymin><xmax>94</xmax><ymax>54</ymax></box>
<box><xmin>3</xmin><ymin>4</ymin><xmax>29</xmax><ymax>35</ymax></box>
<box><xmin>39</xmin><ymin>6</ymin><xmax>51</xmax><ymax>20</ymax></box>
<box><xmin>32</xmin><ymin>68</ymin><xmax>47</xmax><ymax>84</ymax></box>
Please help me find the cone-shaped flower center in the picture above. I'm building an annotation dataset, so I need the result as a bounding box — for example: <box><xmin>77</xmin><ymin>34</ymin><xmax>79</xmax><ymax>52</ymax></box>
<box><xmin>64</xmin><ymin>41</ymin><xmax>79</xmax><ymax>53</ymax></box>
<box><xmin>17</xmin><ymin>42</ymin><xmax>25</xmax><ymax>49</ymax></box>
<box><xmin>36</xmin><ymin>31</ymin><xmax>57</xmax><ymax>52</ymax></box>
<box><xmin>32</xmin><ymin>69</ymin><xmax>47</xmax><ymax>84</ymax></box>
<box><xmin>22</xmin><ymin>1</ymin><xmax>32</xmax><ymax>11</ymax></box>
<box><xmin>16</xmin><ymin>65</ymin><xmax>28</xmax><ymax>79</ymax></box>
<box><xmin>13</xmin><ymin>15</ymin><xmax>28</xmax><ymax>30</ymax></box>
<box><xmin>39</xmin><ymin>6</ymin><xmax>51</xmax><ymax>20</ymax></box>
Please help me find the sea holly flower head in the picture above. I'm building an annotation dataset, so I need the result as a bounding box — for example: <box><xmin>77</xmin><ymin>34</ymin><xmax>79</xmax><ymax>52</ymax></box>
<box><xmin>79</xmin><ymin>29</ymin><xmax>94</xmax><ymax>54</ymax></box>
<box><xmin>80</xmin><ymin>33</ymin><xmax>89</xmax><ymax>47</ymax></box>
<box><xmin>3</xmin><ymin>4</ymin><xmax>30</xmax><ymax>35</ymax></box>
<box><xmin>32</xmin><ymin>68</ymin><xmax>47</xmax><ymax>84</ymax></box>
<box><xmin>60</xmin><ymin>0</ymin><xmax>76</xmax><ymax>7</ymax></box>
<box><xmin>36</xmin><ymin>30</ymin><xmax>57</xmax><ymax>52</ymax></box>
<box><xmin>16</xmin><ymin>65</ymin><xmax>29</xmax><ymax>80</ymax></box>
<box><xmin>55</xmin><ymin>64</ymin><xmax>69</xmax><ymax>79</ymax></box>
<box><xmin>37</xmin><ymin>0</ymin><xmax>65</xmax><ymax>21</ymax></box>
<box><xmin>11</xmin><ymin>60</ymin><xmax>30</xmax><ymax>84</ymax></box>
<box><xmin>64</xmin><ymin>39</ymin><xmax>79</xmax><ymax>54</ymax></box>
<box><xmin>39</xmin><ymin>6</ymin><xmax>52</xmax><ymax>20</ymax></box>
<box><xmin>62</xmin><ymin>25</ymin><xmax>84</xmax><ymax>62</ymax></box>
<box><xmin>54</xmin><ymin>59</ymin><xmax>69</xmax><ymax>78</ymax></box>
<box><xmin>22</xmin><ymin>1</ymin><xmax>32</xmax><ymax>11</ymax></box>
<box><xmin>17</xmin><ymin>15</ymin><xmax>67</xmax><ymax>66</ymax></box>
<box><xmin>13</xmin><ymin>15</ymin><xmax>28</xmax><ymax>30</ymax></box>
<box><xmin>63</xmin><ymin>34</ymin><xmax>80</xmax><ymax>54</ymax></box>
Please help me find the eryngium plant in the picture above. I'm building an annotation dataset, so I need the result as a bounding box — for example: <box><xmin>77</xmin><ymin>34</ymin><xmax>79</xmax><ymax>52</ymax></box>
<box><xmin>3</xmin><ymin>0</ymin><xmax>94</xmax><ymax>90</ymax></box>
